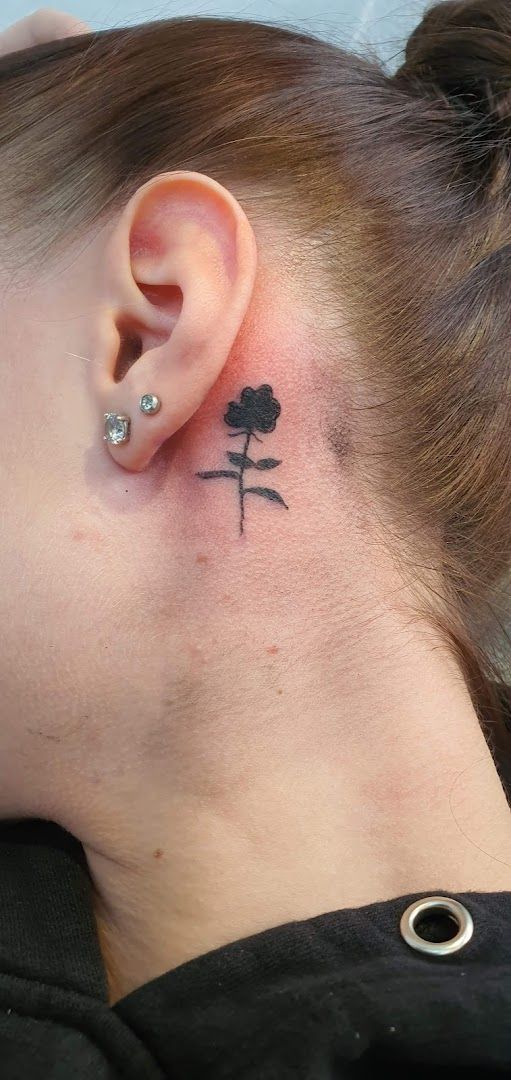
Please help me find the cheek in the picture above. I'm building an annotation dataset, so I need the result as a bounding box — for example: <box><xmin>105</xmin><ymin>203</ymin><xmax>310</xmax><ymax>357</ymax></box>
<box><xmin>0</xmin><ymin>298</ymin><xmax>101</xmax><ymax>770</ymax></box>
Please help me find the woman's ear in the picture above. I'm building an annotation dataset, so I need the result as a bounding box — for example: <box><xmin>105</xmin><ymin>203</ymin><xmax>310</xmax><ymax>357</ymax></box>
<box><xmin>0</xmin><ymin>9</ymin><xmax>90</xmax><ymax>56</ymax></box>
<box><xmin>92</xmin><ymin>171</ymin><xmax>257</xmax><ymax>471</ymax></box>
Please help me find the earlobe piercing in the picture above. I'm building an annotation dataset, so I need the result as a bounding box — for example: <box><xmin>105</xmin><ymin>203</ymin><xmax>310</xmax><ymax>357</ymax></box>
<box><xmin>103</xmin><ymin>396</ymin><xmax>162</xmax><ymax>447</ymax></box>
<box><xmin>139</xmin><ymin>393</ymin><xmax>161</xmax><ymax>415</ymax></box>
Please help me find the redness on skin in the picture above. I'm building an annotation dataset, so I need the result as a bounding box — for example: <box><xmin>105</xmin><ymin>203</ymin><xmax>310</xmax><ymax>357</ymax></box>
<box><xmin>70</xmin><ymin>527</ymin><xmax>105</xmax><ymax>549</ymax></box>
<box><xmin>196</xmin><ymin>554</ymin><xmax>209</xmax><ymax>565</ymax></box>
<box><xmin>266</xmin><ymin>645</ymin><xmax>279</xmax><ymax>655</ymax></box>
<box><xmin>153</xmin><ymin>848</ymin><xmax>164</xmax><ymax>860</ymax></box>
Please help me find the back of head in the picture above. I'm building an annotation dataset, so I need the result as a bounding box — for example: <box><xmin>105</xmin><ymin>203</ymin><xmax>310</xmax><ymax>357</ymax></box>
<box><xmin>394</xmin><ymin>0</ymin><xmax>511</xmax><ymax>743</ymax></box>
<box><xmin>402</xmin><ymin>0</ymin><xmax>511</xmax><ymax>111</ymax></box>
<box><xmin>398</xmin><ymin>0</ymin><xmax>511</xmax><ymax>184</ymax></box>
<box><xmin>0</xmin><ymin>5</ymin><xmax>510</xmax><ymax>777</ymax></box>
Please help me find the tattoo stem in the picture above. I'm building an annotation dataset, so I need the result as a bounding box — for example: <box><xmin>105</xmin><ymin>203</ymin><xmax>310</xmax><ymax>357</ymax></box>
<box><xmin>239</xmin><ymin>430</ymin><xmax>251</xmax><ymax>536</ymax></box>
<box><xmin>228</xmin><ymin>431</ymin><xmax>263</xmax><ymax>443</ymax></box>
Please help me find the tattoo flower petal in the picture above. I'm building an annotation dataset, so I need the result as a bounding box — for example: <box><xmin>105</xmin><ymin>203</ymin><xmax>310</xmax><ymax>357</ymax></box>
<box><xmin>224</xmin><ymin>384</ymin><xmax>281</xmax><ymax>434</ymax></box>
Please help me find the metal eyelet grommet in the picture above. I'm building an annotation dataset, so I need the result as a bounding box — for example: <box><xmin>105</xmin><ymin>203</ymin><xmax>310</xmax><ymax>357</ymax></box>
<box><xmin>400</xmin><ymin>896</ymin><xmax>474</xmax><ymax>956</ymax></box>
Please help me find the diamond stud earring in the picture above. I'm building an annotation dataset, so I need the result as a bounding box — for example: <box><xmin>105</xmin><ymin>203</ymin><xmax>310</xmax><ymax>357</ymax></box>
<box><xmin>104</xmin><ymin>413</ymin><xmax>131</xmax><ymax>445</ymax></box>
<box><xmin>139</xmin><ymin>393</ymin><xmax>161</xmax><ymax>415</ymax></box>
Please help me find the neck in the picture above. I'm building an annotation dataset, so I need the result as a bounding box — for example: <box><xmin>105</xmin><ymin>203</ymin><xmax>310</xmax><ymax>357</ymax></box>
<box><xmin>78</xmin><ymin>590</ymin><xmax>511</xmax><ymax>1004</ymax></box>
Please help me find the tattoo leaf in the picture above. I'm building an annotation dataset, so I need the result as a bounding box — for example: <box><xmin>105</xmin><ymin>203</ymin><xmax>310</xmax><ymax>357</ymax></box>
<box><xmin>244</xmin><ymin>486</ymin><xmax>288</xmax><ymax>507</ymax></box>
<box><xmin>227</xmin><ymin>452</ymin><xmax>255</xmax><ymax>468</ymax></box>
<box><xmin>255</xmin><ymin>458</ymin><xmax>281</xmax><ymax>470</ymax></box>
<box><xmin>196</xmin><ymin>470</ymin><xmax>238</xmax><ymax>479</ymax></box>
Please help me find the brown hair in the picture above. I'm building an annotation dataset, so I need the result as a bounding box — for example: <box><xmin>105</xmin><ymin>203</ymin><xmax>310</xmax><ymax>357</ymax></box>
<box><xmin>1</xmin><ymin>3</ymin><xmax>510</xmax><ymax>778</ymax></box>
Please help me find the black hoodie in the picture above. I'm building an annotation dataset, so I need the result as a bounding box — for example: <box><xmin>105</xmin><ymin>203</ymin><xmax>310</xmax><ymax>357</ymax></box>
<box><xmin>0</xmin><ymin>816</ymin><xmax>509</xmax><ymax>1079</ymax></box>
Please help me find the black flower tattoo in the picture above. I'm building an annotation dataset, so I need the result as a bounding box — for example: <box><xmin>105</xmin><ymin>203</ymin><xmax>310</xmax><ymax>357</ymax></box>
<box><xmin>196</xmin><ymin>384</ymin><xmax>289</xmax><ymax>535</ymax></box>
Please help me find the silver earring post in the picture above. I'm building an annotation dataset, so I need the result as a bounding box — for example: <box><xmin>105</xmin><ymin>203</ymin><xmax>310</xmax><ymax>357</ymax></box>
<box><xmin>139</xmin><ymin>393</ymin><xmax>161</xmax><ymax>415</ymax></box>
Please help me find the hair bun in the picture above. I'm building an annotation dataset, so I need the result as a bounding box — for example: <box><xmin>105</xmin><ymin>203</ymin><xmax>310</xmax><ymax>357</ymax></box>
<box><xmin>397</xmin><ymin>0</ymin><xmax>511</xmax><ymax>120</ymax></box>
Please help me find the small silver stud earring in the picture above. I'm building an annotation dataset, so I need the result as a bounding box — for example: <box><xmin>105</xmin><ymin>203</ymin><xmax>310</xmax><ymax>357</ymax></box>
<box><xmin>104</xmin><ymin>413</ymin><xmax>131</xmax><ymax>445</ymax></box>
<box><xmin>139</xmin><ymin>393</ymin><xmax>161</xmax><ymax>415</ymax></box>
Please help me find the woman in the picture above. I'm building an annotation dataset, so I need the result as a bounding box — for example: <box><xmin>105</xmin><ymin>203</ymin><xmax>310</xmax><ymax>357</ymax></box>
<box><xmin>1</xmin><ymin>1</ymin><xmax>511</xmax><ymax>1075</ymax></box>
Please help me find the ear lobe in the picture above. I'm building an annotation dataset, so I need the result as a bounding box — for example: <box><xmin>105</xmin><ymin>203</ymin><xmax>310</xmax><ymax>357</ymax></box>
<box><xmin>94</xmin><ymin>171</ymin><xmax>257</xmax><ymax>472</ymax></box>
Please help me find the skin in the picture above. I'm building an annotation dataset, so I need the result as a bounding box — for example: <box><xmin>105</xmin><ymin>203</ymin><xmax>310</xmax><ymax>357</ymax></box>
<box><xmin>0</xmin><ymin>8</ymin><xmax>89</xmax><ymax>55</ymax></box>
<box><xmin>1</xmin><ymin>10</ymin><xmax>511</xmax><ymax>1007</ymax></box>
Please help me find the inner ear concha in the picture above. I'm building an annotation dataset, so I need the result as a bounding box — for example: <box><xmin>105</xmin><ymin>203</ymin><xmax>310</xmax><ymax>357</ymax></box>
<box><xmin>113</xmin><ymin>330</ymin><xmax>143</xmax><ymax>383</ymax></box>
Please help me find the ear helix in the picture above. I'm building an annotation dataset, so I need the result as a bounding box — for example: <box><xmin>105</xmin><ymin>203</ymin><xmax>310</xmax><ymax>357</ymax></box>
<box><xmin>103</xmin><ymin>393</ymin><xmax>162</xmax><ymax>446</ymax></box>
